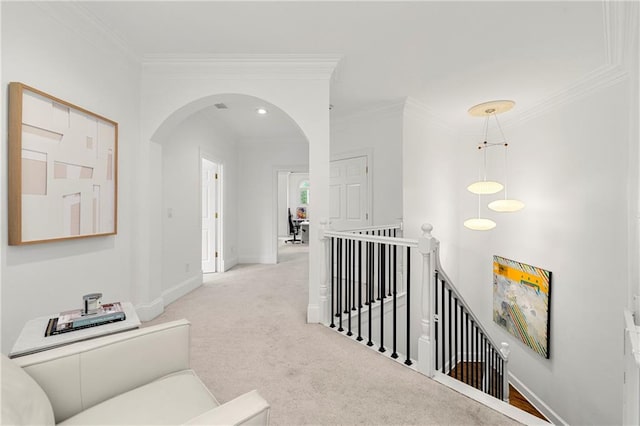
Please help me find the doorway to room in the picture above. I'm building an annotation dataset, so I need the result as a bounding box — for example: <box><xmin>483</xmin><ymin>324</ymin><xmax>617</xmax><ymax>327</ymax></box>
<box><xmin>201</xmin><ymin>157</ymin><xmax>221</xmax><ymax>274</ymax></box>
<box><xmin>276</xmin><ymin>167</ymin><xmax>309</xmax><ymax>263</ymax></box>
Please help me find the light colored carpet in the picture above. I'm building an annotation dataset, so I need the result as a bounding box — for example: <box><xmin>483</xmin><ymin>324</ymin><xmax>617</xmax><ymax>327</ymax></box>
<box><xmin>147</xmin><ymin>243</ymin><xmax>520</xmax><ymax>425</ymax></box>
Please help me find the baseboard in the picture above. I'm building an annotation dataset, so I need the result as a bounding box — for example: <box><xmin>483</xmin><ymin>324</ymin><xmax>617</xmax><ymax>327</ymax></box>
<box><xmin>222</xmin><ymin>256</ymin><xmax>238</xmax><ymax>272</ymax></box>
<box><xmin>134</xmin><ymin>297</ymin><xmax>164</xmax><ymax>322</ymax></box>
<box><xmin>434</xmin><ymin>373</ymin><xmax>550</xmax><ymax>426</ymax></box>
<box><xmin>134</xmin><ymin>276</ymin><xmax>202</xmax><ymax>322</ymax></box>
<box><xmin>509</xmin><ymin>372</ymin><xmax>568</xmax><ymax>426</ymax></box>
<box><xmin>162</xmin><ymin>275</ymin><xmax>202</xmax><ymax>306</ymax></box>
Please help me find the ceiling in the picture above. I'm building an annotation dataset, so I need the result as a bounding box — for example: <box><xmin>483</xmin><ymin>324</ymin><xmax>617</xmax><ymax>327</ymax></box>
<box><xmin>76</xmin><ymin>1</ymin><xmax>607</xmax><ymax>139</ymax></box>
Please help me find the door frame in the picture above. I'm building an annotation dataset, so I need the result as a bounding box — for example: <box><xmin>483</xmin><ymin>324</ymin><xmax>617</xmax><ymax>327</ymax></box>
<box><xmin>200</xmin><ymin>149</ymin><xmax>224</xmax><ymax>273</ymax></box>
<box><xmin>272</xmin><ymin>164</ymin><xmax>308</xmax><ymax>264</ymax></box>
<box><xmin>330</xmin><ymin>148</ymin><xmax>373</xmax><ymax>228</ymax></box>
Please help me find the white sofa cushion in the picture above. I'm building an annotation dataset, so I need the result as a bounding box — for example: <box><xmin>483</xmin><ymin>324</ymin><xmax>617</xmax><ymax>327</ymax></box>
<box><xmin>1</xmin><ymin>354</ymin><xmax>55</xmax><ymax>426</ymax></box>
<box><xmin>59</xmin><ymin>370</ymin><xmax>219</xmax><ymax>425</ymax></box>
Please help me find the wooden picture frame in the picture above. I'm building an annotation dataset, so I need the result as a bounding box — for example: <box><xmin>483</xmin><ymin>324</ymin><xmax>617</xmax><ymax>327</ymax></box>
<box><xmin>8</xmin><ymin>82</ymin><xmax>118</xmax><ymax>245</ymax></box>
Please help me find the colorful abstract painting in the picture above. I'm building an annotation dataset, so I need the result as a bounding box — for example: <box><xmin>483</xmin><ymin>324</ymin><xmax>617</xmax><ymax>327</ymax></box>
<box><xmin>493</xmin><ymin>256</ymin><xmax>552</xmax><ymax>359</ymax></box>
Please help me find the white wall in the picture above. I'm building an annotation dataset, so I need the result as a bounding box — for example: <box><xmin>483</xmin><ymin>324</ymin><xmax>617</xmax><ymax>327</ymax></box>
<box><xmin>404</xmin><ymin>81</ymin><xmax>632</xmax><ymax>425</ymax></box>
<box><xmin>331</xmin><ymin>103</ymin><xmax>404</xmax><ymax>226</ymax></box>
<box><xmin>1</xmin><ymin>3</ymin><xmax>140</xmax><ymax>352</ymax></box>
<box><xmin>237</xmin><ymin>140</ymin><xmax>308</xmax><ymax>263</ymax></box>
<box><xmin>160</xmin><ymin>110</ymin><xmax>239</xmax><ymax>298</ymax></box>
<box><xmin>402</xmin><ymin>100</ymin><xmax>460</xmax><ymax>279</ymax></box>
<box><xmin>278</xmin><ymin>171</ymin><xmax>289</xmax><ymax>237</ymax></box>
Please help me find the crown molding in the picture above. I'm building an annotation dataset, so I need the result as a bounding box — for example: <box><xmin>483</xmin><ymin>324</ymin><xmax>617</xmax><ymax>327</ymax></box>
<box><xmin>142</xmin><ymin>54</ymin><xmax>342</xmax><ymax>80</ymax></box>
<box><xmin>331</xmin><ymin>99</ymin><xmax>405</xmax><ymax>129</ymax></box>
<box><xmin>407</xmin><ymin>63</ymin><xmax>628</xmax><ymax>132</ymax></box>
<box><xmin>35</xmin><ymin>2</ymin><xmax>140</xmax><ymax>64</ymax></box>
<box><xmin>403</xmin><ymin>97</ymin><xmax>458</xmax><ymax>133</ymax></box>
<box><xmin>502</xmin><ymin>63</ymin><xmax>628</xmax><ymax>128</ymax></box>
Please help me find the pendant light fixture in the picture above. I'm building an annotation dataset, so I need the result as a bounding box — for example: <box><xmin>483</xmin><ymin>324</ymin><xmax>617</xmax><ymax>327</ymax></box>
<box><xmin>464</xmin><ymin>193</ymin><xmax>497</xmax><ymax>231</ymax></box>
<box><xmin>464</xmin><ymin>100</ymin><xmax>524</xmax><ymax>230</ymax></box>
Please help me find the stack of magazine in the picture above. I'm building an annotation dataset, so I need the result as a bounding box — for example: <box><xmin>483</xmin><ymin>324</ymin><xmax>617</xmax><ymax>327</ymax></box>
<box><xmin>45</xmin><ymin>302</ymin><xmax>126</xmax><ymax>337</ymax></box>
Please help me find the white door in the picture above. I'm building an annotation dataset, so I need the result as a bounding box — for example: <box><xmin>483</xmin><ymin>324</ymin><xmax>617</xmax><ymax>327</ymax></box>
<box><xmin>330</xmin><ymin>156</ymin><xmax>369</xmax><ymax>230</ymax></box>
<box><xmin>201</xmin><ymin>159</ymin><xmax>218</xmax><ymax>273</ymax></box>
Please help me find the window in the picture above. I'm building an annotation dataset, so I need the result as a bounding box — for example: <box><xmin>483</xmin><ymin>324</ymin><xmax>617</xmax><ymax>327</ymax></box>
<box><xmin>299</xmin><ymin>180</ymin><xmax>310</xmax><ymax>205</ymax></box>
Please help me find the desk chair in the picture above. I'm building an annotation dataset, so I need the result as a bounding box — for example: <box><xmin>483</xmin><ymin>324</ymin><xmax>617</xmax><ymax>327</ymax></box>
<box><xmin>285</xmin><ymin>208</ymin><xmax>302</xmax><ymax>244</ymax></box>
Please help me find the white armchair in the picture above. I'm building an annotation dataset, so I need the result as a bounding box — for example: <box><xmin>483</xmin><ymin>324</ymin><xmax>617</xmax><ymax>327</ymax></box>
<box><xmin>1</xmin><ymin>319</ymin><xmax>270</xmax><ymax>425</ymax></box>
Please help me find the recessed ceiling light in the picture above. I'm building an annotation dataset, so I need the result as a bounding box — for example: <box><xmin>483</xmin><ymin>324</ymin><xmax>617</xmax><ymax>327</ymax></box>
<box><xmin>256</xmin><ymin>108</ymin><xmax>268</xmax><ymax>115</ymax></box>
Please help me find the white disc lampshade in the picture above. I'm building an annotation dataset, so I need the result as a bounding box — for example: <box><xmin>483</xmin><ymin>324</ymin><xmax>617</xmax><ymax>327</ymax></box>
<box><xmin>463</xmin><ymin>218</ymin><xmax>497</xmax><ymax>231</ymax></box>
<box><xmin>488</xmin><ymin>199</ymin><xmax>525</xmax><ymax>212</ymax></box>
<box><xmin>467</xmin><ymin>180</ymin><xmax>503</xmax><ymax>195</ymax></box>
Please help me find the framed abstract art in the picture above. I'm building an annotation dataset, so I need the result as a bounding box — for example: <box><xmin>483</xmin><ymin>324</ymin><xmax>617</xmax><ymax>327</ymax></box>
<box><xmin>8</xmin><ymin>83</ymin><xmax>118</xmax><ymax>245</ymax></box>
<box><xmin>493</xmin><ymin>255</ymin><xmax>552</xmax><ymax>358</ymax></box>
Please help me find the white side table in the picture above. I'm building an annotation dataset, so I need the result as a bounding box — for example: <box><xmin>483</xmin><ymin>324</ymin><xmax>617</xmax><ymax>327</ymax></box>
<box><xmin>9</xmin><ymin>302</ymin><xmax>141</xmax><ymax>358</ymax></box>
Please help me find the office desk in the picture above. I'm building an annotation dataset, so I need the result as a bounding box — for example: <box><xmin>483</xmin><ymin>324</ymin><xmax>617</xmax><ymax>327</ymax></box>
<box><xmin>299</xmin><ymin>221</ymin><xmax>310</xmax><ymax>243</ymax></box>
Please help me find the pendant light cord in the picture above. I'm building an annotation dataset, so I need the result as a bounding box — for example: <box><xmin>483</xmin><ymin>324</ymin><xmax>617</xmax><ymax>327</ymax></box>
<box><xmin>503</xmin><ymin>142</ymin><xmax>509</xmax><ymax>200</ymax></box>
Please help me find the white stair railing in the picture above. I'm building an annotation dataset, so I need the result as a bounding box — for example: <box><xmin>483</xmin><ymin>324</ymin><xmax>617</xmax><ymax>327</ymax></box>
<box><xmin>419</xmin><ymin>224</ymin><xmax>509</xmax><ymax>402</ymax></box>
<box><xmin>320</xmin><ymin>222</ymin><xmax>510</xmax><ymax>402</ymax></box>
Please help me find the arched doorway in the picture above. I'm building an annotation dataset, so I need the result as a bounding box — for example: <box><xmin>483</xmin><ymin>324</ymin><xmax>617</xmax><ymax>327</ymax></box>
<box><xmin>150</xmin><ymin>93</ymin><xmax>311</xmax><ymax>306</ymax></box>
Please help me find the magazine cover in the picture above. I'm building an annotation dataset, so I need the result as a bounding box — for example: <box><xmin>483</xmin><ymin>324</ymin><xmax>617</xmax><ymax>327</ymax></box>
<box><xmin>45</xmin><ymin>302</ymin><xmax>125</xmax><ymax>336</ymax></box>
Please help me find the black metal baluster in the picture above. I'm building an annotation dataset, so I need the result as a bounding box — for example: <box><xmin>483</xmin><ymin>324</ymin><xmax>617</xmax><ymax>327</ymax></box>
<box><xmin>377</xmin><ymin>235</ymin><xmax>381</xmax><ymax>301</ymax></box>
<box><xmin>485</xmin><ymin>337</ymin><xmax>489</xmax><ymax>392</ymax></box>
<box><xmin>345</xmin><ymin>239</ymin><xmax>350</xmax><ymax>314</ymax></box>
<box><xmin>347</xmin><ymin>240</ymin><xmax>353</xmax><ymax>336</ymax></box>
<box><xmin>441</xmin><ymin>280</ymin><xmax>445</xmax><ymax>374</ymax></box>
<box><xmin>337</xmin><ymin>238</ymin><xmax>343</xmax><ymax>332</ymax></box>
<box><xmin>448</xmin><ymin>288</ymin><xmax>452</xmax><ymax>375</ymax></box>
<box><xmin>467</xmin><ymin>314</ymin><xmax>471</xmax><ymax>386</ymax></box>
<box><xmin>365</xmin><ymin>238</ymin><xmax>370</xmax><ymax>307</ymax></box>
<box><xmin>477</xmin><ymin>325</ymin><xmax>481</xmax><ymax>389</ymax></box>
<box><xmin>387</xmin><ymin>236</ymin><xmax>392</xmax><ymax>297</ymax></box>
<box><xmin>454</xmin><ymin>298</ymin><xmax>458</xmax><ymax>377</ymax></box>
<box><xmin>391</xmin><ymin>244</ymin><xmax>398</xmax><ymax>359</ymax></box>
<box><xmin>459</xmin><ymin>306</ymin><xmax>463</xmax><ymax>381</ymax></box>
<box><xmin>345</xmin><ymin>240</ymin><xmax>350</xmax><ymax>315</ymax></box>
<box><xmin>464</xmin><ymin>312</ymin><xmax>468</xmax><ymax>384</ymax></box>
<box><xmin>490</xmin><ymin>341</ymin><xmax>494</xmax><ymax>394</ymax></box>
<box><xmin>474</xmin><ymin>326</ymin><xmax>478</xmax><ymax>389</ymax></box>
<box><xmin>481</xmin><ymin>336</ymin><xmax>485</xmax><ymax>391</ymax></box>
<box><xmin>367</xmin><ymin>242</ymin><xmax>374</xmax><ymax>347</ymax></box>
<box><xmin>497</xmin><ymin>352</ymin><xmax>501</xmax><ymax>398</ymax></box>
<box><xmin>351</xmin><ymin>239</ymin><xmax>356</xmax><ymax>312</ymax></box>
<box><xmin>434</xmin><ymin>272</ymin><xmax>439</xmax><ymax>370</ymax></box>
<box><xmin>471</xmin><ymin>321</ymin><xmax>475</xmax><ymax>388</ymax></box>
<box><xmin>491</xmin><ymin>349</ymin><xmax>495</xmax><ymax>397</ymax></box>
<box><xmin>405</xmin><ymin>246</ymin><xmax>412</xmax><ymax>366</ymax></box>
<box><xmin>379</xmin><ymin>243</ymin><xmax>385</xmax><ymax>353</ymax></box>
<box><xmin>498</xmin><ymin>357</ymin><xmax>504</xmax><ymax>399</ymax></box>
<box><xmin>357</xmin><ymin>241</ymin><xmax>363</xmax><ymax>342</ymax></box>
<box><xmin>330</xmin><ymin>237</ymin><xmax>335</xmax><ymax>328</ymax></box>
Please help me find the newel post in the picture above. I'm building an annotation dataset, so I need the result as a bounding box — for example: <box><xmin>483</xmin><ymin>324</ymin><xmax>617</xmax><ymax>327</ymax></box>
<box><xmin>417</xmin><ymin>223</ymin><xmax>437</xmax><ymax>378</ymax></box>
<box><xmin>318</xmin><ymin>218</ymin><xmax>331</xmax><ymax>325</ymax></box>
<box><xmin>500</xmin><ymin>342</ymin><xmax>511</xmax><ymax>403</ymax></box>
